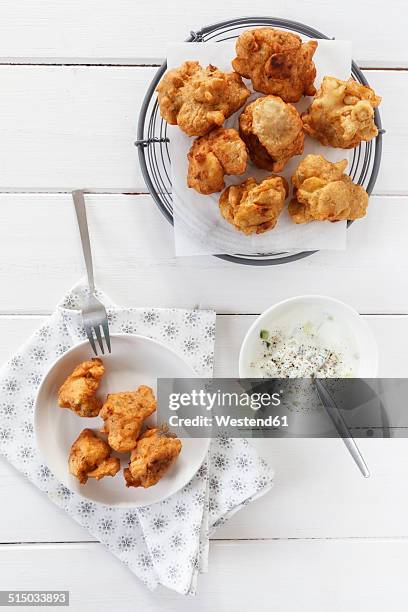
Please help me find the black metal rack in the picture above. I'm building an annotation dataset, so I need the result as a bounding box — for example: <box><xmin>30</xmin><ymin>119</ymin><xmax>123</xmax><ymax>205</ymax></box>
<box><xmin>136</xmin><ymin>17</ymin><xmax>383</xmax><ymax>266</ymax></box>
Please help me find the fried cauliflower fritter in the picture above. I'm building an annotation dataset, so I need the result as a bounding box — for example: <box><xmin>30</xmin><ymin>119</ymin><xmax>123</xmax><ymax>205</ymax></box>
<box><xmin>219</xmin><ymin>175</ymin><xmax>288</xmax><ymax>235</ymax></box>
<box><xmin>100</xmin><ymin>385</ymin><xmax>157</xmax><ymax>453</ymax></box>
<box><xmin>239</xmin><ymin>96</ymin><xmax>304</xmax><ymax>172</ymax></box>
<box><xmin>68</xmin><ymin>428</ymin><xmax>120</xmax><ymax>485</ymax></box>
<box><xmin>156</xmin><ymin>61</ymin><xmax>250</xmax><ymax>137</ymax></box>
<box><xmin>124</xmin><ymin>428</ymin><xmax>182</xmax><ymax>488</ymax></box>
<box><xmin>302</xmin><ymin>76</ymin><xmax>381</xmax><ymax>149</ymax></box>
<box><xmin>289</xmin><ymin>154</ymin><xmax>369</xmax><ymax>223</ymax></box>
<box><xmin>232</xmin><ymin>28</ymin><xmax>317</xmax><ymax>102</ymax></box>
<box><xmin>187</xmin><ymin>128</ymin><xmax>248</xmax><ymax>194</ymax></box>
<box><xmin>58</xmin><ymin>358</ymin><xmax>105</xmax><ymax>417</ymax></box>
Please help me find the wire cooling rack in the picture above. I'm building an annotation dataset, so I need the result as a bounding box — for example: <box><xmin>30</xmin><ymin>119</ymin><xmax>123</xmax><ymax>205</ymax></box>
<box><xmin>136</xmin><ymin>17</ymin><xmax>384</xmax><ymax>266</ymax></box>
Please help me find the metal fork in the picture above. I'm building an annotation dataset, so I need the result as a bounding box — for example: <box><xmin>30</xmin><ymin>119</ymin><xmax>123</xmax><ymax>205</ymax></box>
<box><xmin>72</xmin><ymin>190</ymin><xmax>111</xmax><ymax>356</ymax></box>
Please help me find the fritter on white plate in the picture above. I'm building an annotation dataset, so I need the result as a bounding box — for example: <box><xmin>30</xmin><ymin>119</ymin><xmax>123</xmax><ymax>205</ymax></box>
<box><xmin>100</xmin><ymin>385</ymin><xmax>157</xmax><ymax>453</ymax></box>
<box><xmin>69</xmin><ymin>428</ymin><xmax>120</xmax><ymax>485</ymax></box>
<box><xmin>124</xmin><ymin>427</ymin><xmax>182</xmax><ymax>488</ymax></box>
<box><xmin>58</xmin><ymin>358</ymin><xmax>105</xmax><ymax>417</ymax></box>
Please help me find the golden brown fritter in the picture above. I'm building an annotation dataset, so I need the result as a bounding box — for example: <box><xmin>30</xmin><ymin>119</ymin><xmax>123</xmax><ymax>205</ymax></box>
<box><xmin>124</xmin><ymin>428</ymin><xmax>182</xmax><ymax>488</ymax></box>
<box><xmin>68</xmin><ymin>428</ymin><xmax>120</xmax><ymax>485</ymax></box>
<box><xmin>239</xmin><ymin>96</ymin><xmax>304</xmax><ymax>172</ymax></box>
<box><xmin>302</xmin><ymin>76</ymin><xmax>381</xmax><ymax>148</ymax></box>
<box><xmin>232</xmin><ymin>28</ymin><xmax>317</xmax><ymax>102</ymax></box>
<box><xmin>219</xmin><ymin>175</ymin><xmax>288</xmax><ymax>235</ymax></box>
<box><xmin>289</xmin><ymin>154</ymin><xmax>369</xmax><ymax>223</ymax></box>
<box><xmin>187</xmin><ymin>128</ymin><xmax>248</xmax><ymax>194</ymax></box>
<box><xmin>100</xmin><ymin>385</ymin><xmax>157</xmax><ymax>453</ymax></box>
<box><xmin>156</xmin><ymin>61</ymin><xmax>250</xmax><ymax>136</ymax></box>
<box><xmin>58</xmin><ymin>358</ymin><xmax>105</xmax><ymax>417</ymax></box>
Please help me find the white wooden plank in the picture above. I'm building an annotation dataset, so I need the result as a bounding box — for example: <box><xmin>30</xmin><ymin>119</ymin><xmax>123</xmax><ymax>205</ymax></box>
<box><xmin>0</xmin><ymin>0</ymin><xmax>406</xmax><ymax>67</ymax></box>
<box><xmin>0</xmin><ymin>314</ymin><xmax>407</xmax><ymax>543</ymax></box>
<box><xmin>0</xmin><ymin>194</ymin><xmax>407</xmax><ymax>314</ymax></box>
<box><xmin>0</xmin><ymin>67</ymin><xmax>402</xmax><ymax>193</ymax></box>
<box><xmin>1</xmin><ymin>539</ymin><xmax>408</xmax><ymax>611</ymax></box>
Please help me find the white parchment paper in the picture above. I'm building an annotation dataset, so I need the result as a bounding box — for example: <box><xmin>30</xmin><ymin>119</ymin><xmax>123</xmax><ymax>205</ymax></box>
<box><xmin>166</xmin><ymin>39</ymin><xmax>353</xmax><ymax>256</ymax></box>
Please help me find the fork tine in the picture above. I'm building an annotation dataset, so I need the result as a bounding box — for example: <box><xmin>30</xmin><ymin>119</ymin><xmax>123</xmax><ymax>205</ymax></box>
<box><xmin>102</xmin><ymin>320</ymin><xmax>111</xmax><ymax>353</ymax></box>
<box><xmin>94</xmin><ymin>325</ymin><xmax>105</xmax><ymax>355</ymax></box>
<box><xmin>85</xmin><ymin>325</ymin><xmax>98</xmax><ymax>356</ymax></box>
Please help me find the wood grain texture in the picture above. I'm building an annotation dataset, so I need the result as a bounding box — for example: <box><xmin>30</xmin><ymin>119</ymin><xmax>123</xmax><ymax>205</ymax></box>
<box><xmin>0</xmin><ymin>0</ymin><xmax>406</xmax><ymax>67</ymax></box>
<box><xmin>0</xmin><ymin>194</ymin><xmax>407</xmax><ymax>314</ymax></box>
<box><xmin>0</xmin><ymin>67</ymin><xmax>402</xmax><ymax>193</ymax></box>
<box><xmin>1</xmin><ymin>539</ymin><xmax>408</xmax><ymax>610</ymax></box>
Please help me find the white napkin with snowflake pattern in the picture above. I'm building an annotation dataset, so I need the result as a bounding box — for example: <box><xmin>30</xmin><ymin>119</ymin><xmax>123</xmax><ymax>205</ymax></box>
<box><xmin>0</xmin><ymin>282</ymin><xmax>274</xmax><ymax>594</ymax></box>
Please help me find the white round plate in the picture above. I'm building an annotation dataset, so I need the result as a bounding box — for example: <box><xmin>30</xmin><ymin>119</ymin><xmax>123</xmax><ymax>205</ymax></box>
<box><xmin>34</xmin><ymin>334</ymin><xmax>210</xmax><ymax>507</ymax></box>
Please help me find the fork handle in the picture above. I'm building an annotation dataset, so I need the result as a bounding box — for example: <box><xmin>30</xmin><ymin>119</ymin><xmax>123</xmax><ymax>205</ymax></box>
<box><xmin>72</xmin><ymin>190</ymin><xmax>95</xmax><ymax>293</ymax></box>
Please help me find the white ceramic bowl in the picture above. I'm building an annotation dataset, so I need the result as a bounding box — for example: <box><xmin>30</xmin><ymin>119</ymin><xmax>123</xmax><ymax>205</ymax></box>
<box><xmin>34</xmin><ymin>334</ymin><xmax>210</xmax><ymax>507</ymax></box>
<box><xmin>239</xmin><ymin>295</ymin><xmax>379</xmax><ymax>378</ymax></box>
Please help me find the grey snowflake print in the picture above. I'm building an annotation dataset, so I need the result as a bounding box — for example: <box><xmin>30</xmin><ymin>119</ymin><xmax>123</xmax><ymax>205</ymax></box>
<box><xmin>17</xmin><ymin>445</ymin><xmax>35</xmax><ymax>463</ymax></box>
<box><xmin>204</xmin><ymin>322</ymin><xmax>216</xmax><ymax>340</ymax></box>
<box><xmin>117</xmin><ymin>535</ymin><xmax>136</xmax><ymax>552</ymax></box>
<box><xmin>167</xmin><ymin>564</ymin><xmax>181</xmax><ymax>584</ymax></box>
<box><xmin>77</xmin><ymin>500</ymin><xmax>96</xmax><ymax>517</ymax></box>
<box><xmin>123</xmin><ymin>511</ymin><xmax>139</xmax><ymax>529</ymax></box>
<box><xmin>151</xmin><ymin>514</ymin><xmax>169</xmax><ymax>534</ymax></box>
<box><xmin>120</xmin><ymin>321</ymin><xmax>137</xmax><ymax>334</ymax></box>
<box><xmin>212</xmin><ymin>452</ymin><xmax>229</xmax><ymax>472</ymax></box>
<box><xmin>9</xmin><ymin>355</ymin><xmax>24</xmax><ymax>370</ymax></box>
<box><xmin>74</xmin><ymin>324</ymin><xmax>87</xmax><ymax>339</ymax></box>
<box><xmin>183</xmin><ymin>311</ymin><xmax>201</xmax><ymax>328</ymax></box>
<box><xmin>196</xmin><ymin>463</ymin><xmax>208</xmax><ymax>480</ymax></box>
<box><xmin>231</xmin><ymin>478</ymin><xmax>246</xmax><ymax>494</ymax></box>
<box><xmin>182</xmin><ymin>338</ymin><xmax>199</xmax><ymax>355</ymax></box>
<box><xmin>27</xmin><ymin>372</ymin><xmax>42</xmax><ymax>388</ymax></box>
<box><xmin>55</xmin><ymin>343</ymin><xmax>71</xmax><ymax>357</ymax></box>
<box><xmin>0</xmin><ymin>402</ymin><xmax>16</xmax><ymax>420</ymax></box>
<box><xmin>188</xmin><ymin>552</ymin><xmax>200</xmax><ymax>571</ymax></box>
<box><xmin>234</xmin><ymin>453</ymin><xmax>254</xmax><ymax>472</ymax></box>
<box><xmin>170</xmin><ymin>532</ymin><xmax>186</xmax><ymax>551</ymax></box>
<box><xmin>208</xmin><ymin>498</ymin><xmax>219</xmax><ymax>515</ymax></box>
<box><xmin>98</xmin><ymin>517</ymin><xmax>116</xmax><ymax>535</ymax></box>
<box><xmin>107</xmin><ymin>310</ymin><xmax>118</xmax><ymax>325</ymax></box>
<box><xmin>142</xmin><ymin>310</ymin><xmax>159</xmax><ymax>326</ymax></box>
<box><xmin>29</xmin><ymin>346</ymin><xmax>48</xmax><ymax>363</ymax></box>
<box><xmin>255</xmin><ymin>474</ymin><xmax>272</xmax><ymax>491</ymax></box>
<box><xmin>150</xmin><ymin>545</ymin><xmax>165</xmax><ymax>562</ymax></box>
<box><xmin>37</xmin><ymin>464</ymin><xmax>52</xmax><ymax>483</ymax></box>
<box><xmin>0</xmin><ymin>427</ymin><xmax>12</xmax><ymax>444</ymax></box>
<box><xmin>55</xmin><ymin>484</ymin><xmax>73</xmax><ymax>501</ymax></box>
<box><xmin>62</xmin><ymin>293</ymin><xmax>79</xmax><ymax>309</ymax></box>
<box><xmin>209</xmin><ymin>475</ymin><xmax>221</xmax><ymax>494</ymax></box>
<box><xmin>137</xmin><ymin>553</ymin><xmax>153</xmax><ymax>571</ymax></box>
<box><xmin>217</xmin><ymin>433</ymin><xmax>233</xmax><ymax>449</ymax></box>
<box><xmin>23</xmin><ymin>396</ymin><xmax>35</xmax><ymax>412</ymax></box>
<box><xmin>36</xmin><ymin>326</ymin><xmax>52</xmax><ymax>342</ymax></box>
<box><xmin>193</xmin><ymin>491</ymin><xmax>206</xmax><ymax>507</ymax></box>
<box><xmin>22</xmin><ymin>421</ymin><xmax>34</xmax><ymax>437</ymax></box>
<box><xmin>162</xmin><ymin>322</ymin><xmax>179</xmax><ymax>340</ymax></box>
<box><xmin>2</xmin><ymin>377</ymin><xmax>20</xmax><ymax>396</ymax></box>
<box><xmin>201</xmin><ymin>353</ymin><xmax>214</xmax><ymax>370</ymax></box>
<box><xmin>173</xmin><ymin>502</ymin><xmax>187</xmax><ymax>518</ymax></box>
<box><xmin>191</xmin><ymin>522</ymin><xmax>202</xmax><ymax>537</ymax></box>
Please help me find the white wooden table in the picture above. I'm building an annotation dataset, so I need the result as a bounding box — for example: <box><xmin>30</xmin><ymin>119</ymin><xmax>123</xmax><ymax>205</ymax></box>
<box><xmin>0</xmin><ymin>2</ymin><xmax>407</xmax><ymax>610</ymax></box>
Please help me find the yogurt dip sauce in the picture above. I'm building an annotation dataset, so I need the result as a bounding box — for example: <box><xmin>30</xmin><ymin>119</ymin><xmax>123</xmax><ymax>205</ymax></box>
<box><xmin>250</xmin><ymin>312</ymin><xmax>360</xmax><ymax>378</ymax></box>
